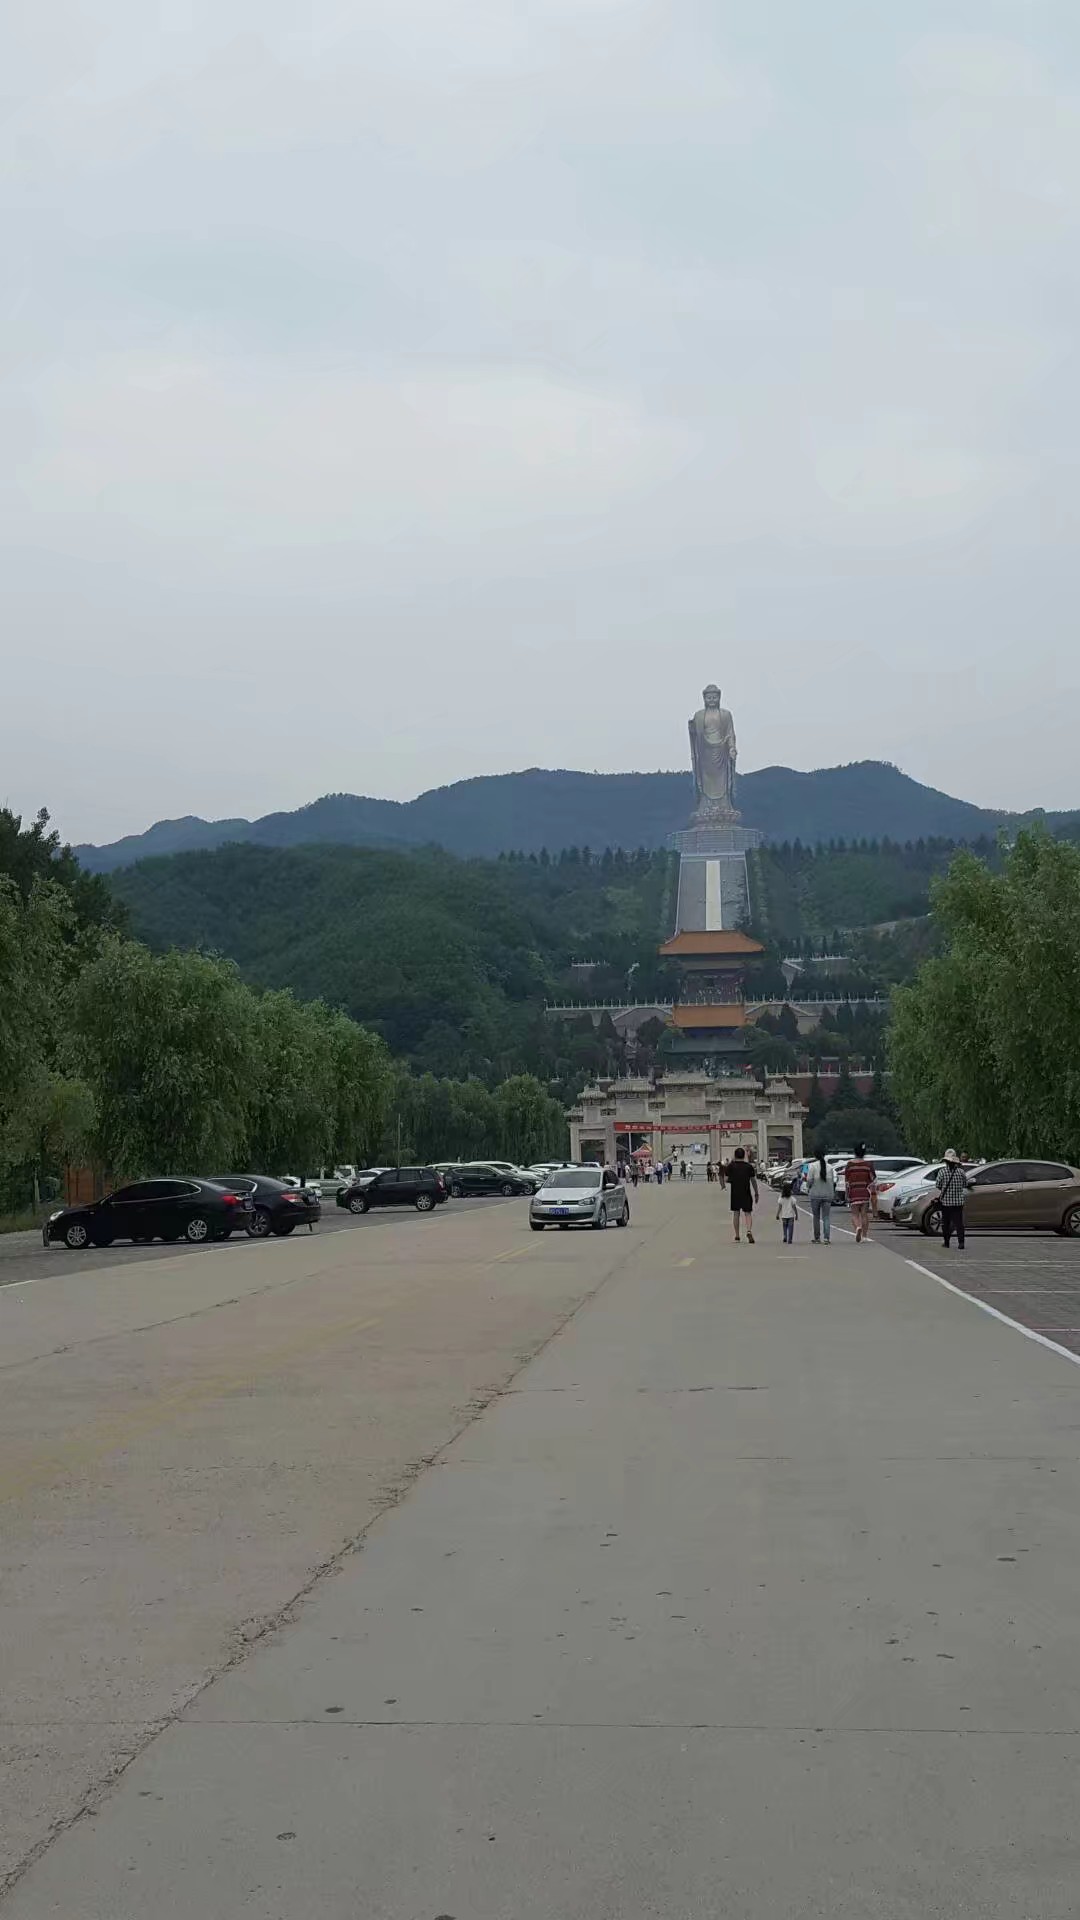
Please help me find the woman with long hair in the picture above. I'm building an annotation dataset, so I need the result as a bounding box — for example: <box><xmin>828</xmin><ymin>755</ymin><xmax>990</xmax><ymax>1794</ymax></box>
<box><xmin>806</xmin><ymin>1152</ymin><xmax>833</xmax><ymax>1244</ymax></box>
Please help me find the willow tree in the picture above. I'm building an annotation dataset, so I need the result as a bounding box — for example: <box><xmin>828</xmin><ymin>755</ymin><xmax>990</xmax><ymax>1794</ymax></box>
<box><xmin>890</xmin><ymin>830</ymin><xmax>1080</xmax><ymax>1161</ymax></box>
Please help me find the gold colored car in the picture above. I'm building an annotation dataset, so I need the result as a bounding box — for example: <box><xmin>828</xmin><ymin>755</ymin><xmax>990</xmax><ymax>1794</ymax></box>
<box><xmin>895</xmin><ymin>1159</ymin><xmax>1080</xmax><ymax>1237</ymax></box>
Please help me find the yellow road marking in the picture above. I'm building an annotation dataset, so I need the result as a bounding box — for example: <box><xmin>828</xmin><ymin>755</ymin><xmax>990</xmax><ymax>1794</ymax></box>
<box><xmin>677</xmin><ymin>1257</ymin><xmax>696</xmax><ymax>1268</ymax></box>
<box><xmin>0</xmin><ymin>1311</ymin><xmax>382</xmax><ymax>1508</ymax></box>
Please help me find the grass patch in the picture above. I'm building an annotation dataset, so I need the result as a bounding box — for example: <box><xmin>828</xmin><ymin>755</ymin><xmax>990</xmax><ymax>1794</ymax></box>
<box><xmin>0</xmin><ymin>1205</ymin><xmax>54</xmax><ymax>1236</ymax></box>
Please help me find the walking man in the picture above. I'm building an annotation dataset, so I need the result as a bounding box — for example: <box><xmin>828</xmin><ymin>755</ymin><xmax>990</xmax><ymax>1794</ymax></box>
<box><xmin>723</xmin><ymin>1147</ymin><xmax>759</xmax><ymax>1244</ymax></box>
<box><xmin>934</xmin><ymin>1149</ymin><xmax>969</xmax><ymax>1249</ymax></box>
<box><xmin>843</xmin><ymin>1144</ymin><xmax>876</xmax><ymax>1243</ymax></box>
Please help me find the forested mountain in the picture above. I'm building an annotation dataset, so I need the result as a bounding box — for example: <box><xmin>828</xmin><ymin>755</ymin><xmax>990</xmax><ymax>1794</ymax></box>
<box><xmin>110</xmin><ymin>843</ymin><xmax>678</xmax><ymax>1086</ymax></box>
<box><xmin>78</xmin><ymin>761</ymin><xmax>1078</xmax><ymax>872</ymax></box>
<box><xmin>106</xmin><ymin>832</ymin><xmax>1004</xmax><ymax>1087</ymax></box>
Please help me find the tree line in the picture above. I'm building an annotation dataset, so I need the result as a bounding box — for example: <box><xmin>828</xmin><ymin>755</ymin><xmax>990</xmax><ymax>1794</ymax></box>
<box><xmin>0</xmin><ymin>811</ymin><xmax>566</xmax><ymax>1213</ymax></box>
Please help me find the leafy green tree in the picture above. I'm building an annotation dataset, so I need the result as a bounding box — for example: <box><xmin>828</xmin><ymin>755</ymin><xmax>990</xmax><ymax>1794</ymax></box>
<box><xmin>494</xmin><ymin>1074</ymin><xmax>567</xmax><ymax>1163</ymax></box>
<box><xmin>0</xmin><ymin>807</ymin><xmax>125</xmax><ymax>935</ymax></box>
<box><xmin>776</xmin><ymin>1003</ymin><xmax>800</xmax><ymax>1042</ymax></box>
<box><xmin>73</xmin><ymin>939</ymin><xmax>257</xmax><ymax>1175</ymax></box>
<box><xmin>315</xmin><ymin>1007</ymin><xmax>392</xmax><ymax>1168</ymax></box>
<box><xmin>815</xmin><ymin>1107</ymin><xmax>899</xmax><ymax>1153</ymax></box>
<box><xmin>891</xmin><ymin>829</ymin><xmax>1080</xmax><ymax>1159</ymax></box>
<box><xmin>806</xmin><ymin>1069</ymin><xmax>827</xmax><ymax>1130</ymax></box>
<box><xmin>243</xmin><ymin>991</ymin><xmax>335</xmax><ymax>1174</ymax></box>
<box><xmin>0</xmin><ymin>879</ymin><xmax>92</xmax><ymax>1190</ymax></box>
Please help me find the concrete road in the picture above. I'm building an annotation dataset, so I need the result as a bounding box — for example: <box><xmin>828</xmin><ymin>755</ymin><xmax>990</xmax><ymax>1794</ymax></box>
<box><xmin>6</xmin><ymin>1187</ymin><xmax>1080</xmax><ymax>1915</ymax></box>
<box><xmin>0</xmin><ymin>1191</ymin><xmax>606</xmax><ymax>1890</ymax></box>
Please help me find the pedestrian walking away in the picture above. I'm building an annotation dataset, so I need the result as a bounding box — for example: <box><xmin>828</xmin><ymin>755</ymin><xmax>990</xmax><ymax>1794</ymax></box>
<box><xmin>723</xmin><ymin>1148</ymin><xmax>759</xmax><ymax>1244</ymax></box>
<box><xmin>935</xmin><ymin>1148</ymin><xmax>969</xmax><ymax>1249</ymax></box>
<box><xmin>805</xmin><ymin>1152</ymin><xmax>833</xmax><ymax>1244</ymax></box>
<box><xmin>776</xmin><ymin>1181</ymin><xmax>799</xmax><ymax>1245</ymax></box>
<box><xmin>843</xmin><ymin>1144</ymin><xmax>876</xmax><ymax>1243</ymax></box>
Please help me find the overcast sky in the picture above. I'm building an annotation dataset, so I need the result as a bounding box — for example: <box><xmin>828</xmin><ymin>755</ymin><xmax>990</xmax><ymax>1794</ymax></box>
<box><xmin>4</xmin><ymin>0</ymin><xmax>1079</xmax><ymax>843</ymax></box>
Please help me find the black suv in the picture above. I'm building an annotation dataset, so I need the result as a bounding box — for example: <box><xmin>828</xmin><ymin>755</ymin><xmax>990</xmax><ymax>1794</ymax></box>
<box><xmin>444</xmin><ymin>1164</ymin><xmax>533</xmax><ymax>1197</ymax></box>
<box><xmin>44</xmin><ymin>1178</ymin><xmax>252</xmax><ymax>1250</ymax></box>
<box><xmin>342</xmin><ymin>1167</ymin><xmax>447</xmax><ymax>1214</ymax></box>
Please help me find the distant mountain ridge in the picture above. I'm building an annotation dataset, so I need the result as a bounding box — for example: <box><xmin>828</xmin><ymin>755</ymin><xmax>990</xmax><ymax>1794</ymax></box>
<box><xmin>76</xmin><ymin>761</ymin><xmax>1077</xmax><ymax>873</ymax></box>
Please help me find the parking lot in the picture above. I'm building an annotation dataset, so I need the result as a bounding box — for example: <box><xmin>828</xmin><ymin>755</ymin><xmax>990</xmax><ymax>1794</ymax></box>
<box><xmin>0</xmin><ymin>1194</ymin><xmax>511</xmax><ymax>1289</ymax></box>
<box><xmin>881</xmin><ymin>1225</ymin><xmax>1080</xmax><ymax>1357</ymax></box>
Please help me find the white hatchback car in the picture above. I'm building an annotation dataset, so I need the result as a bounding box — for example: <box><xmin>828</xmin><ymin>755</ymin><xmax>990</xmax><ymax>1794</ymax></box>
<box><xmin>530</xmin><ymin>1166</ymin><xmax>630</xmax><ymax>1231</ymax></box>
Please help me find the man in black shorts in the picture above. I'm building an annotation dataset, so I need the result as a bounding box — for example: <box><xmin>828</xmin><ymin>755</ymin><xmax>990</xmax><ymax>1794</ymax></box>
<box><xmin>722</xmin><ymin>1147</ymin><xmax>759</xmax><ymax>1244</ymax></box>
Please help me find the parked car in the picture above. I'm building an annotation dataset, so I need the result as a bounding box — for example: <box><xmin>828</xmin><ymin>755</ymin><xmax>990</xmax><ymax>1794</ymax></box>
<box><xmin>895</xmin><ymin>1159</ymin><xmax>1080</xmax><ymax>1236</ymax></box>
<box><xmin>317</xmin><ymin>1166</ymin><xmax>356</xmax><ymax>1197</ymax></box>
<box><xmin>209</xmin><ymin>1174</ymin><xmax>321</xmax><ymax>1237</ymax></box>
<box><xmin>459</xmin><ymin>1159</ymin><xmax>541</xmax><ymax>1190</ymax></box>
<box><xmin>530</xmin><ymin>1165</ymin><xmax>630</xmax><ymax>1231</ymax></box>
<box><xmin>832</xmin><ymin>1153</ymin><xmax>922</xmax><ymax>1205</ymax></box>
<box><xmin>446</xmin><ymin>1164</ymin><xmax>535</xmax><ymax>1197</ymax></box>
<box><xmin>335</xmin><ymin>1167</ymin><xmax>390</xmax><ymax>1206</ymax></box>
<box><xmin>43</xmin><ymin>1178</ymin><xmax>252</xmax><ymax>1250</ymax></box>
<box><xmin>875</xmin><ymin>1161</ymin><xmax>951</xmax><ymax>1220</ymax></box>
<box><xmin>339</xmin><ymin>1166</ymin><xmax>448</xmax><ymax>1213</ymax></box>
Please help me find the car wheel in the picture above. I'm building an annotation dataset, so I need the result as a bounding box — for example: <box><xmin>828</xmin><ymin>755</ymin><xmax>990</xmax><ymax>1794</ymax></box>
<box><xmin>185</xmin><ymin>1215</ymin><xmax>212</xmax><ymax>1244</ymax></box>
<box><xmin>415</xmin><ymin>1192</ymin><xmax>435</xmax><ymax>1212</ymax></box>
<box><xmin>64</xmin><ymin>1221</ymin><xmax>90</xmax><ymax>1250</ymax></box>
<box><xmin>348</xmin><ymin>1195</ymin><xmax>366</xmax><ymax>1214</ymax></box>
<box><xmin>451</xmin><ymin>1183</ymin><xmax>463</xmax><ymax>1198</ymax></box>
<box><xmin>247</xmin><ymin>1208</ymin><xmax>273</xmax><ymax>1238</ymax></box>
<box><xmin>530</xmin><ymin>1221</ymin><xmax>544</xmax><ymax>1232</ymax></box>
<box><xmin>272</xmin><ymin>1221</ymin><xmax>296</xmax><ymax>1236</ymax></box>
<box><xmin>617</xmin><ymin>1204</ymin><xmax>629</xmax><ymax>1227</ymax></box>
<box><xmin>593</xmin><ymin>1204</ymin><xmax>607</xmax><ymax>1231</ymax></box>
<box><xmin>1063</xmin><ymin>1204</ymin><xmax>1080</xmax><ymax>1238</ymax></box>
<box><xmin>921</xmin><ymin>1203</ymin><xmax>943</xmax><ymax>1237</ymax></box>
<box><xmin>501</xmin><ymin>1182</ymin><xmax>516</xmax><ymax>1196</ymax></box>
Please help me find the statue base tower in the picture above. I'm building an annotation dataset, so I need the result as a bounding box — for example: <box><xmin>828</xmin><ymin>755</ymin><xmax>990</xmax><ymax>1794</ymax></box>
<box><xmin>661</xmin><ymin>685</ymin><xmax>765</xmax><ymax>1071</ymax></box>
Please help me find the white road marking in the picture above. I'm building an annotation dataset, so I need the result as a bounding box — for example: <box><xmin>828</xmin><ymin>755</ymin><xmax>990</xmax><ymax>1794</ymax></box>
<box><xmin>905</xmin><ymin>1257</ymin><xmax>1080</xmax><ymax>1371</ymax></box>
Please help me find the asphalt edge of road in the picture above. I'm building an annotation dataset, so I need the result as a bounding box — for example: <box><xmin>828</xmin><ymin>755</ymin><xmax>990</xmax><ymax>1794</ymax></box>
<box><xmin>0</xmin><ymin>1209</ymin><xmax>657</xmax><ymax>1906</ymax></box>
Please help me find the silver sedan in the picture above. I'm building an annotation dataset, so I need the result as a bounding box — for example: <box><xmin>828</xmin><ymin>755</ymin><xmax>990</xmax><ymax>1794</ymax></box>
<box><xmin>530</xmin><ymin>1167</ymin><xmax>630</xmax><ymax>1231</ymax></box>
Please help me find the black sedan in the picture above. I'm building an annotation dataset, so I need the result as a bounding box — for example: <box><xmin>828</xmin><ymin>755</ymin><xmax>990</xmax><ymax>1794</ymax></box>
<box><xmin>209</xmin><ymin>1175</ymin><xmax>321</xmax><ymax>1237</ymax></box>
<box><xmin>444</xmin><ymin>1164</ymin><xmax>534</xmax><ymax>1198</ymax></box>
<box><xmin>44</xmin><ymin>1178</ymin><xmax>252</xmax><ymax>1251</ymax></box>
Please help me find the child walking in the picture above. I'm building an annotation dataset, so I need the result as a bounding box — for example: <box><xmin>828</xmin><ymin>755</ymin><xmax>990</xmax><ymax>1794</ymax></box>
<box><xmin>776</xmin><ymin>1181</ymin><xmax>799</xmax><ymax>1245</ymax></box>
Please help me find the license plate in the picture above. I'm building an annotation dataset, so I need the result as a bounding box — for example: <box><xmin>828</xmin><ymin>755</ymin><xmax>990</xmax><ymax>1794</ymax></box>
<box><xmin>551</xmin><ymin>1207</ymin><xmax>570</xmax><ymax>1216</ymax></box>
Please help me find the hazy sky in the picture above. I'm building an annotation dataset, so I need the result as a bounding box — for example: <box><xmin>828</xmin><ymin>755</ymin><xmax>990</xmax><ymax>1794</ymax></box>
<box><xmin>5</xmin><ymin>0</ymin><xmax>1080</xmax><ymax>843</ymax></box>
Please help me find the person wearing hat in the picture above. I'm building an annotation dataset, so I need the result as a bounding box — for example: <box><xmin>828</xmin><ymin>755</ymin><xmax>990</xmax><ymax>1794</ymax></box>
<box><xmin>934</xmin><ymin>1150</ymin><xmax>970</xmax><ymax>1249</ymax></box>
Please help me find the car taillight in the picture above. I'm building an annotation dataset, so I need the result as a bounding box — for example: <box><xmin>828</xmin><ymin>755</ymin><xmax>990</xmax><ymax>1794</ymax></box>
<box><xmin>285</xmin><ymin>1193</ymin><xmax>301</xmax><ymax>1203</ymax></box>
<box><xmin>222</xmin><ymin>1193</ymin><xmax>239</xmax><ymax>1206</ymax></box>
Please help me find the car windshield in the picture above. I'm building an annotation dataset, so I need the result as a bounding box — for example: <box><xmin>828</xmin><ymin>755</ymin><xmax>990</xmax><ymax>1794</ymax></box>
<box><xmin>543</xmin><ymin>1170</ymin><xmax>602</xmax><ymax>1190</ymax></box>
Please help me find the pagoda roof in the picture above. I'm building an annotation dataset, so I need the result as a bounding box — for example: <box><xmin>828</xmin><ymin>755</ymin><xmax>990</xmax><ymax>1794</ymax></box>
<box><xmin>658</xmin><ymin>930</ymin><xmax>764</xmax><ymax>957</ymax></box>
<box><xmin>672</xmin><ymin>1004</ymin><xmax>747</xmax><ymax>1028</ymax></box>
